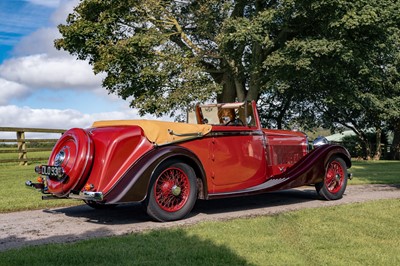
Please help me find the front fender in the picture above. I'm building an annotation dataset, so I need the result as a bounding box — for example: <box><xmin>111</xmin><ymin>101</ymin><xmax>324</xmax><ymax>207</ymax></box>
<box><xmin>278</xmin><ymin>144</ymin><xmax>351</xmax><ymax>188</ymax></box>
<box><xmin>104</xmin><ymin>145</ymin><xmax>206</xmax><ymax>204</ymax></box>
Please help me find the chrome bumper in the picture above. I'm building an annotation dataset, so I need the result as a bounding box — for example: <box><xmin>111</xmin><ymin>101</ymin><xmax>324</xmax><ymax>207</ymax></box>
<box><xmin>26</xmin><ymin>180</ymin><xmax>103</xmax><ymax>201</ymax></box>
<box><xmin>41</xmin><ymin>191</ymin><xmax>104</xmax><ymax>201</ymax></box>
<box><xmin>69</xmin><ymin>191</ymin><xmax>104</xmax><ymax>201</ymax></box>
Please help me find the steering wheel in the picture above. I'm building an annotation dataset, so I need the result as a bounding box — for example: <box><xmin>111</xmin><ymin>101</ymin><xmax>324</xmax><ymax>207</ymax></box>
<box><xmin>225</xmin><ymin>118</ymin><xmax>244</xmax><ymax>126</ymax></box>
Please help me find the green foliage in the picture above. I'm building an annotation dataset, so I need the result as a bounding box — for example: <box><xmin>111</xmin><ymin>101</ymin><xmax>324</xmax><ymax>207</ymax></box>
<box><xmin>56</xmin><ymin>0</ymin><xmax>225</xmax><ymax>116</ymax></box>
<box><xmin>1</xmin><ymin>200</ymin><xmax>399</xmax><ymax>265</ymax></box>
<box><xmin>341</xmin><ymin>132</ymin><xmax>389</xmax><ymax>158</ymax></box>
<box><xmin>56</xmin><ymin>0</ymin><xmax>400</xmax><ymax>153</ymax></box>
<box><xmin>261</xmin><ymin>0</ymin><xmax>400</xmax><ymax>131</ymax></box>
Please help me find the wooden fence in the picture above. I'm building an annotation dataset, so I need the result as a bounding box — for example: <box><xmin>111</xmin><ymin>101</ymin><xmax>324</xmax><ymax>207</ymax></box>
<box><xmin>0</xmin><ymin>127</ymin><xmax>65</xmax><ymax>165</ymax></box>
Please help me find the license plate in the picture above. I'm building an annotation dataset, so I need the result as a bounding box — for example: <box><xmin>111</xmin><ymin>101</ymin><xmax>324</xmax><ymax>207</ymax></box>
<box><xmin>35</xmin><ymin>165</ymin><xmax>64</xmax><ymax>178</ymax></box>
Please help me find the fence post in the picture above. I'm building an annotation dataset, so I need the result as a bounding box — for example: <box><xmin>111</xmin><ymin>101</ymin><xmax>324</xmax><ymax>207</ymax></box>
<box><xmin>16</xmin><ymin>130</ymin><xmax>28</xmax><ymax>166</ymax></box>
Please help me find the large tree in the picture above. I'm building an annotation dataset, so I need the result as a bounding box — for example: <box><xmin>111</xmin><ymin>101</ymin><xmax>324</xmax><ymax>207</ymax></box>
<box><xmin>56</xmin><ymin>0</ymin><xmax>258</xmax><ymax>116</ymax></box>
<box><xmin>255</xmin><ymin>0</ymin><xmax>400</xmax><ymax>159</ymax></box>
<box><xmin>56</xmin><ymin>0</ymin><xmax>400</xmax><ymax>158</ymax></box>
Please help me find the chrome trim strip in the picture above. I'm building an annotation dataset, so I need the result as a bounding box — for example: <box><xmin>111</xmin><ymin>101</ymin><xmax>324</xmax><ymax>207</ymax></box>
<box><xmin>209</xmin><ymin>130</ymin><xmax>264</xmax><ymax>137</ymax></box>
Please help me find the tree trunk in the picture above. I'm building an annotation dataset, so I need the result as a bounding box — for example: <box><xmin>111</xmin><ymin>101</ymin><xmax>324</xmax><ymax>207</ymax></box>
<box><xmin>373</xmin><ymin>128</ymin><xmax>382</xmax><ymax>161</ymax></box>
<box><xmin>217</xmin><ymin>71</ymin><xmax>237</xmax><ymax>103</ymax></box>
<box><xmin>390</xmin><ymin>120</ymin><xmax>400</xmax><ymax>160</ymax></box>
<box><xmin>247</xmin><ymin>40</ymin><xmax>262</xmax><ymax>101</ymax></box>
<box><xmin>359</xmin><ymin>133</ymin><xmax>372</xmax><ymax>160</ymax></box>
<box><xmin>234</xmin><ymin>78</ymin><xmax>246</xmax><ymax>102</ymax></box>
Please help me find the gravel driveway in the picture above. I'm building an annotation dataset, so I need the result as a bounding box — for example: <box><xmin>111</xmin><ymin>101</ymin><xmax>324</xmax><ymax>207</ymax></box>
<box><xmin>1</xmin><ymin>184</ymin><xmax>399</xmax><ymax>252</ymax></box>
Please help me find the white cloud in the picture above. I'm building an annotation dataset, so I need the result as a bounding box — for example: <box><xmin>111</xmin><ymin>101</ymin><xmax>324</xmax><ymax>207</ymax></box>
<box><xmin>0</xmin><ymin>105</ymin><xmax>91</xmax><ymax>139</ymax></box>
<box><xmin>0</xmin><ymin>0</ymin><xmax>169</xmax><ymax>133</ymax></box>
<box><xmin>13</xmin><ymin>27</ymin><xmax>63</xmax><ymax>56</ymax></box>
<box><xmin>26</xmin><ymin>0</ymin><xmax>61</xmax><ymax>8</ymax></box>
<box><xmin>50</xmin><ymin>0</ymin><xmax>79</xmax><ymax>25</ymax></box>
<box><xmin>0</xmin><ymin>78</ymin><xmax>31</xmax><ymax>105</ymax></box>
<box><xmin>0</xmin><ymin>54</ymin><xmax>104</xmax><ymax>89</ymax></box>
<box><xmin>0</xmin><ymin>105</ymin><xmax>158</xmax><ymax>130</ymax></box>
<box><xmin>0</xmin><ymin>105</ymin><xmax>170</xmax><ymax>140</ymax></box>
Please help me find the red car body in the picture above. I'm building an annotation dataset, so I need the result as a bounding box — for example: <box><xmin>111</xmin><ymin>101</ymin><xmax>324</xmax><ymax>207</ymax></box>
<box><xmin>27</xmin><ymin>101</ymin><xmax>351</xmax><ymax>222</ymax></box>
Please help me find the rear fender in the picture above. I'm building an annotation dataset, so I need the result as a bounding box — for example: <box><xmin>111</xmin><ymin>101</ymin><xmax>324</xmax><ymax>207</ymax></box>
<box><xmin>104</xmin><ymin>146</ymin><xmax>207</xmax><ymax>204</ymax></box>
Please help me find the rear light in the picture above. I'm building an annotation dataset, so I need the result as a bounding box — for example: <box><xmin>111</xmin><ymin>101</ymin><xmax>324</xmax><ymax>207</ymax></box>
<box><xmin>37</xmin><ymin>176</ymin><xmax>44</xmax><ymax>183</ymax></box>
<box><xmin>84</xmin><ymin>183</ymin><xmax>94</xmax><ymax>191</ymax></box>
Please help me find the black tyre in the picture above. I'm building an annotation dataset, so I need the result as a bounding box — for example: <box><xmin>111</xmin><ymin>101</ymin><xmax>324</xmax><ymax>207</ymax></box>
<box><xmin>316</xmin><ymin>156</ymin><xmax>348</xmax><ymax>200</ymax></box>
<box><xmin>145</xmin><ymin>161</ymin><xmax>198</xmax><ymax>222</ymax></box>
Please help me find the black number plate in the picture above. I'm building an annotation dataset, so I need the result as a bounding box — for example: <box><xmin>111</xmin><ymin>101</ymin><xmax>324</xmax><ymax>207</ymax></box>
<box><xmin>36</xmin><ymin>165</ymin><xmax>64</xmax><ymax>178</ymax></box>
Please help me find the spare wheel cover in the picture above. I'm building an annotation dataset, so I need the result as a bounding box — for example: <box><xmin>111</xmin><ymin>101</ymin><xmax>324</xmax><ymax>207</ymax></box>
<box><xmin>46</xmin><ymin>128</ymin><xmax>94</xmax><ymax>196</ymax></box>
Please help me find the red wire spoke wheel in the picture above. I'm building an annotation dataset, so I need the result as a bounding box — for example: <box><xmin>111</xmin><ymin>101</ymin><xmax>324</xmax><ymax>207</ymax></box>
<box><xmin>316</xmin><ymin>156</ymin><xmax>348</xmax><ymax>200</ymax></box>
<box><xmin>46</xmin><ymin>128</ymin><xmax>94</xmax><ymax>196</ymax></box>
<box><xmin>325</xmin><ymin>160</ymin><xmax>345</xmax><ymax>194</ymax></box>
<box><xmin>146</xmin><ymin>161</ymin><xmax>197</xmax><ymax>222</ymax></box>
<box><xmin>154</xmin><ymin>167</ymin><xmax>190</xmax><ymax>212</ymax></box>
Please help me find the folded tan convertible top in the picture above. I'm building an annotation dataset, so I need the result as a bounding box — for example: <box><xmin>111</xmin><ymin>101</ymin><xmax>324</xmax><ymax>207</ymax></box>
<box><xmin>91</xmin><ymin>120</ymin><xmax>212</xmax><ymax>145</ymax></box>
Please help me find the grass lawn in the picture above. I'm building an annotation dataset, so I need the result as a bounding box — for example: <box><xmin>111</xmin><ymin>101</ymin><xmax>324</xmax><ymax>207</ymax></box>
<box><xmin>0</xmin><ymin>161</ymin><xmax>80</xmax><ymax>213</ymax></box>
<box><xmin>350</xmin><ymin>160</ymin><xmax>400</xmax><ymax>184</ymax></box>
<box><xmin>0</xmin><ymin>199</ymin><xmax>399</xmax><ymax>265</ymax></box>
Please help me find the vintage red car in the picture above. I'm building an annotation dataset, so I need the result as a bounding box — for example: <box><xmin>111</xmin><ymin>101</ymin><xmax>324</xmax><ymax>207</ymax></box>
<box><xmin>27</xmin><ymin>101</ymin><xmax>351</xmax><ymax>222</ymax></box>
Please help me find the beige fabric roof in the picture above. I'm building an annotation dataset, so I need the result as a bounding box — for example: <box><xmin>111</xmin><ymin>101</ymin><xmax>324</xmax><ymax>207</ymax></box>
<box><xmin>91</xmin><ymin>120</ymin><xmax>212</xmax><ymax>146</ymax></box>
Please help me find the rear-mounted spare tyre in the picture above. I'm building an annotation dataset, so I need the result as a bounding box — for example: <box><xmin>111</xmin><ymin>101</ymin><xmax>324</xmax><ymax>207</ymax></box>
<box><xmin>46</xmin><ymin>128</ymin><xmax>94</xmax><ymax>196</ymax></box>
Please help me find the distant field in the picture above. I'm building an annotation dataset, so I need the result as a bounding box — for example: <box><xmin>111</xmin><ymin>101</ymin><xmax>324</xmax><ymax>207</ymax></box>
<box><xmin>0</xmin><ymin>151</ymin><xmax>51</xmax><ymax>160</ymax></box>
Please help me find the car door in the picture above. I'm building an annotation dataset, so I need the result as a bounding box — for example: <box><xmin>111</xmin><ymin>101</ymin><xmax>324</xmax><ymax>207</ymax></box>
<box><xmin>209</xmin><ymin>127</ymin><xmax>267</xmax><ymax>192</ymax></box>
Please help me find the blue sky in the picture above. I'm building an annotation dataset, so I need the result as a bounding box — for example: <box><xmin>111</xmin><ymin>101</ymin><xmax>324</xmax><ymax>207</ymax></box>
<box><xmin>0</xmin><ymin>0</ymin><xmax>53</xmax><ymax>62</ymax></box>
<box><xmin>0</xmin><ymin>0</ymin><xmax>157</xmax><ymax>135</ymax></box>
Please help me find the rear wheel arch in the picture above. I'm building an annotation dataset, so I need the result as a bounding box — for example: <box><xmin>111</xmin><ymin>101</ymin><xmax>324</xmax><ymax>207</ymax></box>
<box><xmin>168</xmin><ymin>154</ymin><xmax>207</xmax><ymax>199</ymax></box>
<box><xmin>148</xmin><ymin>151</ymin><xmax>208</xmax><ymax>200</ymax></box>
<box><xmin>107</xmin><ymin>146</ymin><xmax>207</xmax><ymax>204</ymax></box>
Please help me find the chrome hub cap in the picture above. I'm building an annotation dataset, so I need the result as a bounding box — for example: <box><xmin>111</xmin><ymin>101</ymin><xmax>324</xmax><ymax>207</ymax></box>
<box><xmin>54</xmin><ymin>148</ymin><xmax>66</xmax><ymax>166</ymax></box>
<box><xmin>171</xmin><ymin>185</ymin><xmax>181</xmax><ymax>196</ymax></box>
